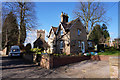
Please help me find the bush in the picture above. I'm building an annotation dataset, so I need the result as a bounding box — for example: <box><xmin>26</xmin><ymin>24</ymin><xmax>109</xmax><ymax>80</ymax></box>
<box><xmin>97</xmin><ymin>44</ymin><xmax>105</xmax><ymax>52</ymax></box>
<box><xmin>31</xmin><ymin>48</ymin><xmax>42</xmax><ymax>54</ymax></box>
<box><xmin>67</xmin><ymin>54</ymin><xmax>70</xmax><ymax>56</ymax></box>
<box><xmin>53</xmin><ymin>54</ymin><xmax>59</xmax><ymax>56</ymax></box>
<box><xmin>105</xmin><ymin>47</ymin><xmax>117</xmax><ymax>52</ymax></box>
<box><xmin>63</xmin><ymin>53</ymin><xmax>66</xmax><ymax>55</ymax></box>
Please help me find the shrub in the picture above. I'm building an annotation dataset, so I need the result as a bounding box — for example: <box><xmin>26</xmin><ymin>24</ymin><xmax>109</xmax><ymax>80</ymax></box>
<box><xmin>63</xmin><ymin>53</ymin><xmax>66</xmax><ymax>55</ymax></box>
<box><xmin>105</xmin><ymin>47</ymin><xmax>117</xmax><ymax>52</ymax></box>
<box><xmin>53</xmin><ymin>53</ymin><xmax>61</xmax><ymax>57</ymax></box>
<box><xmin>31</xmin><ymin>48</ymin><xmax>42</xmax><ymax>54</ymax></box>
<box><xmin>67</xmin><ymin>54</ymin><xmax>70</xmax><ymax>56</ymax></box>
<box><xmin>97</xmin><ymin>44</ymin><xmax>105</xmax><ymax>52</ymax></box>
<box><xmin>54</xmin><ymin>54</ymin><xmax>59</xmax><ymax>56</ymax></box>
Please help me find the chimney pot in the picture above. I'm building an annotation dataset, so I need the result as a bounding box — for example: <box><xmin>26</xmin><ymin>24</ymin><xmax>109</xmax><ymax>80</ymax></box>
<box><xmin>61</xmin><ymin>12</ymin><xmax>69</xmax><ymax>23</ymax></box>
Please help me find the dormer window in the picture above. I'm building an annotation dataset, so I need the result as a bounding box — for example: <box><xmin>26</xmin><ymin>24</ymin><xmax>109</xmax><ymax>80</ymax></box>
<box><xmin>78</xmin><ymin>29</ymin><xmax>81</xmax><ymax>35</ymax></box>
<box><xmin>61</xmin><ymin>30</ymin><xmax>63</xmax><ymax>36</ymax></box>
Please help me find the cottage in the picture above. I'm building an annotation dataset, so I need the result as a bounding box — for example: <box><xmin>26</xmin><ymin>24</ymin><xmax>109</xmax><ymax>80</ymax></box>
<box><xmin>48</xmin><ymin>12</ymin><xmax>90</xmax><ymax>55</ymax></box>
<box><xmin>113</xmin><ymin>38</ymin><xmax>120</xmax><ymax>48</ymax></box>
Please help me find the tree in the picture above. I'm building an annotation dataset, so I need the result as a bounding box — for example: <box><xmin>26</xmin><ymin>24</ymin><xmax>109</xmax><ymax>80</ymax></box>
<box><xmin>0</xmin><ymin>4</ymin><xmax>2</xmax><ymax>51</ymax></box>
<box><xmin>73</xmin><ymin>1</ymin><xmax>109</xmax><ymax>39</ymax></box>
<box><xmin>89</xmin><ymin>24</ymin><xmax>110</xmax><ymax>45</ymax></box>
<box><xmin>2</xmin><ymin>2</ymin><xmax>37</xmax><ymax>45</ymax></box>
<box><xmin>102</xmin><ymin>24</ymin><xmax>110</xmax><ymax>39</ymax></box>
<box><xmin>2</xmin><ymin>12</ymin><xmax>19</xmax><ymax>54</ymax></box>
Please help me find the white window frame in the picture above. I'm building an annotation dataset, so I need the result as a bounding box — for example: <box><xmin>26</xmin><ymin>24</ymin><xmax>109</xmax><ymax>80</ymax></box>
<box><xmin>51</xmin><ymin>42</ymin><xmax>53</xmax><ymax>49</ymax></box>
<box><xmin>61</xmin><ymin>30</ymin><xmax>64</xmax><ymax>36</ymax></box>
<box><xmin>88</xmin><ymin>42</ymin><xmax>92</xmax><ymax>47</ymax></box>
<box><xmin>60</xmin><ymin>41</ymin><xmax>64</xmax><ymax>49</ymax></box>
<box><xmin>78</xmin><ymin>41</ymin><xmax>81</xmax><ymax>47</ymax></box>
<box><xmin>78</xmin><ymin>29</ymin><xmax>81</xmax><ymax>35</ymax></box>
<box><xmin>81</xmin><ymin>41</ymin><xmax>85</xmax><ymax>53</ymax></box>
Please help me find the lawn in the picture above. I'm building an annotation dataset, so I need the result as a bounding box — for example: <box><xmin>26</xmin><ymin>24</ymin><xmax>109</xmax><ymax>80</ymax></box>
<box><xmin>98</xmin><ymin>50</ymin><xmax>120</xmax><ymax>56</ymax></box>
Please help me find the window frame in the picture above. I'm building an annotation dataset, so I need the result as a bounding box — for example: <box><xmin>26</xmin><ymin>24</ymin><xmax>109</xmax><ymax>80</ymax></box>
<box><xmin>60</xmin><ymin>41</ymin><xmax>64</xmax><ymax>49</ymax></box>
<box><xmin>61</xmin><ymin>30</ymin><xmax>64</xmax><ymax>36</ymax></box>
<box><xmin>88</xmin><ymin>42</ymin><xmax>92</xmax><ymax>47</ymax></box>
<box><xmin>51</xmin><ymin>42</ymin><xmax>54</xmax><ymax>49</ymax></box>
<box><xmin>78</xmin><ymin>41</ymin><xmax>81</xmax><ymax>47</ymax></box>
<box><xmin>78</xmin><ymin>29</ymin><xmax>81</xmax><ymax>35</ymax></box>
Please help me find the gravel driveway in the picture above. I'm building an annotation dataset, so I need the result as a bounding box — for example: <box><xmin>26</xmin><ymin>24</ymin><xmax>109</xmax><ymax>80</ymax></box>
<box><xmin>2</xmin><ymin>56</ymin><xmax>110</xmax><ymax>78</ymax></box>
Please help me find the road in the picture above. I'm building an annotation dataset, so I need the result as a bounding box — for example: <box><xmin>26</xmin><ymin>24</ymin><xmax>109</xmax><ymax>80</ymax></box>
<box><xmin>2</xmin><ymin>56</ymin><xmax>110</xmax><ymax>78</ymax></box>
<box><xmin>2</xmin><ymin>56</ymin><xmax>54</xmax><ymax>78</ymax></box>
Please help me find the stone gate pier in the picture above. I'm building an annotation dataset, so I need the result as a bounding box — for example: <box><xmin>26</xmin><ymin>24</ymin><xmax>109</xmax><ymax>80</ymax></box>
<box><xmin>109</xmin><ymin>56</ymin><xmax>119</xmax><ymax>78</ymax></box>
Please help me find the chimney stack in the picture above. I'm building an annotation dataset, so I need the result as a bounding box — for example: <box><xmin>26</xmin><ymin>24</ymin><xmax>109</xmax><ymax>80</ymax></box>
<box><xmin>61</xmin><ymin>12</ymin><xmax>69</xmax><ymax>23</ymax></box>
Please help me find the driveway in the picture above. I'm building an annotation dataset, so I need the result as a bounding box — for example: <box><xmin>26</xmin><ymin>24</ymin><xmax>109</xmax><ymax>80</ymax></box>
<box><xmin>2</xmin><ymin>56</ymin><xmax>110</xmax><ymax>78</ymax></box>
<box><xmin>2</xmin><ymin>56</ymin><xmax>54</xmax><ymax>78</ymax></box>
<box><xmin>46</xmin><ymin>60</ymin><xmax>110</xmax><ymax>78</ymax></box>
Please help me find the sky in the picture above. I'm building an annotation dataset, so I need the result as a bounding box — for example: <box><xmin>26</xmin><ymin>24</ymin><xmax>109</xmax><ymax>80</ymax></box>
<box><xmin>23</xmin><ymin>2</ymin><xmax>118</xmax><ymax>46</ymax></box>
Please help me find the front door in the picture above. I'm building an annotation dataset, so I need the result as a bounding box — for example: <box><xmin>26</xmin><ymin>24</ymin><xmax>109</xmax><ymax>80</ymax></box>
<box><xmin>81</xmin><ymin>41</ymin><xmax>85</xmax><ymax>53</ymax></box>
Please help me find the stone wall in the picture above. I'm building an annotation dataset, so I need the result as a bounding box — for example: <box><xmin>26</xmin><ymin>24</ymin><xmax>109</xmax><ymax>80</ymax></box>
<box><xmin>40</xmin><ymin>54</ymin><xmax>53</xmax><ymax>69</ymax></box>
<box><xmin>70</xmin><ymin>20</ymin><xmax>88</xmax><ymax>54</ymax></box>
<box><xmin>40</xmin><ymin>54</ymin><xmax>91</xmax><ymax>69</ymax></box>
<box><xmin>2</xmin><ymin>48</ymin><xmax>7</xmax><ymax>56</ymax></box>
<box><xmin>23</xmin><ymin>53</ymin><xmax>36</xmax><ymax>63</ymax></box>
<box><xmin>56</xmin><ymin>26</ymin><xmax>70</xmax><ymax>55</ymax></box>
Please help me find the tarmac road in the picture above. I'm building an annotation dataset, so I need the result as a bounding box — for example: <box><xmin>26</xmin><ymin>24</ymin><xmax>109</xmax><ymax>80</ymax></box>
<box><xmin>1</xmin><ymin>56</ymin><xmax>110</xmax><ymax>78</ymax></box>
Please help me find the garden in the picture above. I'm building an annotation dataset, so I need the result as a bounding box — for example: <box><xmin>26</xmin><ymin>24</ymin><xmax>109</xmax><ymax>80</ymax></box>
<box><xmin>19</xmin><ymin>43</ymin><xmax>120</xmax><ymax>69</ymax></box>
<box><xmin>97</xmin><ymin>47</ymin><xmax>120</xmax><ymax>56</ymax></box>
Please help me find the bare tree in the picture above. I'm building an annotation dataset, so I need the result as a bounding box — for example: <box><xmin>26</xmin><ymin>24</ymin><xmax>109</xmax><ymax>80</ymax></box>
<box><xmin>0</xmin><ymin>2</ymin><xmax>1</xmax><ymax>31</ymax></box>
<box><xmin>2</xmin><ymin>1</ymin><xmax>37</xmax><ymax>44</ymax></box>
<box><xmin>73</xmin><ymin>1</ymin><xmax>109</xmax><ymax>40</ymax></box>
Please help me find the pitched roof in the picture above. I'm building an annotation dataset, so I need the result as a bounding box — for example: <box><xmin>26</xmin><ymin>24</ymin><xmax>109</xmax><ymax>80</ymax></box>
<box><xmin>33</xmin><ymin>37</ymin><xmax>50</xmax><ymax>49</ymax></box>
<box><xmin>61</xmin><ymin>18</ymin><xmax>80</xmax><ymax>31</ymax></box>
<box><xmin>49</xmin><ymin>18</ymin><xmax>82</xmax><ymax>35</ymax></box>
<box><xmin>52</xmin><ymin>27</ymin><xmax>58</xmax><ymax>33</ymax></box>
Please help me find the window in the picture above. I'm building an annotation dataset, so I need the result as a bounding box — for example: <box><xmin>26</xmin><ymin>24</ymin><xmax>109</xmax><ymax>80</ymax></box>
<box><xmin>60</xmin><ymin>41</ymin><xmax>64</xmax><ymax>49</ymax></box>
<box><xmin>78</xmin><ymin>41</ymin><xmax>81</xmax><ymax>47</ymax></box>
<box><xmin>88</xmin><ymin>42</ymin><xmax>92</xmax><ymax>47</ymax></box>
<box><xmin>78</xmin><ymin>29</ymin><xmax>81</xmax><ymax>35</ymax></box>
<box><xmin>51</xmin><ymin>42</ymin><xmax>53</xmax><ymax>49</ymax></box>
<box><xmin>61</xmin><ymin>30</ymin><xmax>63</xmax><ymax>36</ymax></box>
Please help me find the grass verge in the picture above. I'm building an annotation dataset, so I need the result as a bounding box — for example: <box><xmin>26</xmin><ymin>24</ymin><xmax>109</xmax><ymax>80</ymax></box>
<box><xmin>98</xmin><ymin>50</ymin><xmax>120</xmax><ymax>56</ymax></box>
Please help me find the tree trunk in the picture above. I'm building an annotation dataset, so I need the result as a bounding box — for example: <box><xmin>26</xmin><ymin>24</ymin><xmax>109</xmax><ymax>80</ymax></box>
<box><xmin>87</xmin><ymin>29</ymin><xmax>92</xmax><ymax>40</ymax></box>
<box><xmin>18</xmin><ymin>3</ymin><xmax>26</xmax><ymax>44</ymax></box>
